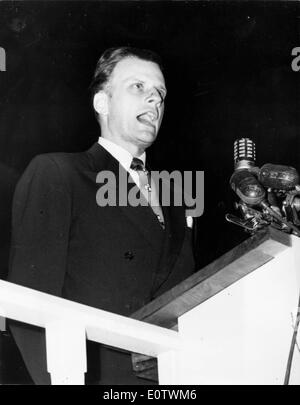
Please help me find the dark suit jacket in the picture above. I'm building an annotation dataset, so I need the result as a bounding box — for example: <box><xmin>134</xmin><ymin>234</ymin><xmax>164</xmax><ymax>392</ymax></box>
<box><xmin>7</xmin><ymin>143</ymin><xmax>195</xmax><ymax>384</ymax></box>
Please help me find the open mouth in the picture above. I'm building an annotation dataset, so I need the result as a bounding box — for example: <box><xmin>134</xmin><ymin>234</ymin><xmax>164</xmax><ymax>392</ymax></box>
<box><xmin>136</xmin><ymin>111</ymin><xmax>157</xmax><ymax>128</ymax></box>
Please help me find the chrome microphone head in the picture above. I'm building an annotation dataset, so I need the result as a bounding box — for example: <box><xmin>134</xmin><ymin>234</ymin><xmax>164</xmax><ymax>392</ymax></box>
<box><xmin>234</xmin><ymin>138</ymin><xmax>256</xmax><ymax>170</ymax></box>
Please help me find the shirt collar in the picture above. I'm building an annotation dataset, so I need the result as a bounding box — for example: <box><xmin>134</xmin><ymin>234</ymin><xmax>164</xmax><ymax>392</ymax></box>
<box><xmin>98</xmin><ymin>137</ymin><xmax>146</xmax><ymax>171</ymax></box>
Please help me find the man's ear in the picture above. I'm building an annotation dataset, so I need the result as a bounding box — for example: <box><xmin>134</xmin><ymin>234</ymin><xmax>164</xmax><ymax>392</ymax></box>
<box><xmin>93</xmin><ymin>91</ymin><xmax>109</xmax><ymax>116</ymax></box>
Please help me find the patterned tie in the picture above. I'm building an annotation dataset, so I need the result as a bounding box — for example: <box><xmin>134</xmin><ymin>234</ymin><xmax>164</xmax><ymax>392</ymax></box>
<box><xmin>130</xmin><ymin>157</ymin><xmax>165</xmax><ymax>229</ymax></box>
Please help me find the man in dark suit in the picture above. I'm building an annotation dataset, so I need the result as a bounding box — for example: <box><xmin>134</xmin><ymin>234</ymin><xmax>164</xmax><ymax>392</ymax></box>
<box><xmin>7</xmin><ymin>47</ymin><xmax>195</xmax><ymax>384</ymax></box>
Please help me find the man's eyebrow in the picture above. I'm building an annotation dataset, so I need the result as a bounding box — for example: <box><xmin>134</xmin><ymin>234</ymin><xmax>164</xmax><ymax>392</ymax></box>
<box><xmin>124</xmin><ymin>76</ymin><xmax>167</xmax><ymax>94</ymax></box>
<box><xmin>124</xmin><ymin>76</ymin><xmax>143</xmax><ymax>84</ymax></box>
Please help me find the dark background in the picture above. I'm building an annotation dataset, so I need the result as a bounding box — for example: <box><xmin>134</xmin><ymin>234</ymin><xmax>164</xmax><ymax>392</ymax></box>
<box><xmin>0</xmin><ymin>0</ymin><xmax>299</xmax><ymax>383</ymax></box>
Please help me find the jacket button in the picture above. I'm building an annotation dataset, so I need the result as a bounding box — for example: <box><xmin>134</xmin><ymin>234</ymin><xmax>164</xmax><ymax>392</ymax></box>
<box><xmin>124</xmin><ymin>251</ymin><xmax>134</xmax><ymax>260</ymax></box>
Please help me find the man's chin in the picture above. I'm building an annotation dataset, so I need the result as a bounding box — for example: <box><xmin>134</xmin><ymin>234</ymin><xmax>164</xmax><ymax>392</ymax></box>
<box><xmin>138</xmin><ymin>129</ymin><xmax>158</xmax><ymax>145</ymax></box>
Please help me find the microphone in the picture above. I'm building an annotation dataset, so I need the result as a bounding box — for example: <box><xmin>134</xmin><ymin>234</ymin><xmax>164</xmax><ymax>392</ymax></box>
<box><xmin>234</xmin><ymin>137</ymin><xmax>256</xmax><ymax>170</ymax></box>
<box><xmin>259</xmin><ymin>163</ymin><xmax>300</xmax><ymax>191</ymax></box>
<box><xmin>227</xmin><ymin>137</ymin><xmax>300</xmax><ymax>236</ymax></box>
<box><xmin>230</xmin><ymin>138</ymin><xmax>265</xmax><ymax>206</ymax></box>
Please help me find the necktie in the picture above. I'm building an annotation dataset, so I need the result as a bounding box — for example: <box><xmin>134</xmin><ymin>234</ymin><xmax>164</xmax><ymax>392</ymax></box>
<box><xmin>130</xmin><ymin>157</ymin><xmax>165</xmax><ymax>229</ymax></box>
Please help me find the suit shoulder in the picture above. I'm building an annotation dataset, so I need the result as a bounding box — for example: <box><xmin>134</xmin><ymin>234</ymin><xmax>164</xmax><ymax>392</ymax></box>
<box><xmin>32</xmin><ymin>150</ymin><xmax>83</xmax><ymax>168</ymax></box>
<box><xmin>28</xmin><ymin>150</ymin><xmax>89</xmax><ymax>178</ymax></box>
<box><xmin>17</xmin><ymin>151</ymin><xmax>88</xmax><ymax>197</ymax></box>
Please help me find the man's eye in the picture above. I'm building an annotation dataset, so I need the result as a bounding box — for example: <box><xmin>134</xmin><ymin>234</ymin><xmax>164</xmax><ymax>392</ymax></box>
<box><xmin>158</xmin><ymin>90</ymin><xmax>166</xmax><ymax>102</ymax></box>
<box><xmin>133</xmin><ymin>83</ymin><xmax>144</xmax><ymax>90</ymax></box>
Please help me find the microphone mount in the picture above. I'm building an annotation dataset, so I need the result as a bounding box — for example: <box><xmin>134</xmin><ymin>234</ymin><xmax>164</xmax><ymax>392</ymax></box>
<box><xmin>226</xmin><ymin>138</ymin><xmax>300</xmax><ymax>237</ymax></box>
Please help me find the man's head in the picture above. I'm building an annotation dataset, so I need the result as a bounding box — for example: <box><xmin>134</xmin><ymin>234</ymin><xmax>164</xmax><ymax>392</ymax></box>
<box><xmin>91</xmin><ymin>47</ymin><xmax>167</xmax><ymax>156</ymax></box>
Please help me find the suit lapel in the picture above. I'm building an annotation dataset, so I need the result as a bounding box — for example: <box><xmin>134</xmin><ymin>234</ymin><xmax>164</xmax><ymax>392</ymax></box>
<box><xmin>150</xmin><ymin>178</ymin><xmax>186</xmax><ymax>296</ymax></box>
<box><xmin>85</xmin><ymin>143</ymin><xmax>164</xmax><ymax>250</ymax></box>
<box><xmin>164</xmin><ymin>203</ymin><xmax>185</xmax><ymax>272</ymax></box>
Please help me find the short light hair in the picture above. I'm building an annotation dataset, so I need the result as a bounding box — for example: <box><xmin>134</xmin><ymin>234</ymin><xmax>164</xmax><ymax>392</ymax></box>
<box><xmin>90</xmin><ymin>46</ymin><xmax>164</xmax><ymax>98</ymax></box>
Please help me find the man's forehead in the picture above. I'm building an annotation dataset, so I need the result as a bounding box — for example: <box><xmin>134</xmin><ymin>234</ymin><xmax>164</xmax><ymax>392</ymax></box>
<box><xmin>110</xmin><ymin>57</ymin><xmax>166</xmax><ymax>87</ymax></box>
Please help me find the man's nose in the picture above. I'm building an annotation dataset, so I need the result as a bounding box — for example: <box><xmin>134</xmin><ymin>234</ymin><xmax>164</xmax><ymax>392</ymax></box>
<box><xmin>146</xmin><ymin>89</ymin><xmax>162</xmax><ymax>104</ymax></box>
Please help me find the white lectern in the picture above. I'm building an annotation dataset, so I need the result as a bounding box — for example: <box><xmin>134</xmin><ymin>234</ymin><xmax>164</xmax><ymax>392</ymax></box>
<box><xmin>132</xmin><ymin>227</ymin><xmax>300</xmax><ymax>385</ymax></box>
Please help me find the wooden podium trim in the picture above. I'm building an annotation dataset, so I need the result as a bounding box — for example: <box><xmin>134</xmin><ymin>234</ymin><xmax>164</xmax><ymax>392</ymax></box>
<box><xmin>132</xmin><ymin>227</ymin><xmax>291</xmax><ymax>329</ymax></box>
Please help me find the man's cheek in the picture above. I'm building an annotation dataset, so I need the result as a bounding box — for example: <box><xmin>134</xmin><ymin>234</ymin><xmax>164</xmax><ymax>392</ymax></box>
<box><xmin>159</xmin><ymin>111</ymin><xmax>164</xmax><ymax>127</ymax></box>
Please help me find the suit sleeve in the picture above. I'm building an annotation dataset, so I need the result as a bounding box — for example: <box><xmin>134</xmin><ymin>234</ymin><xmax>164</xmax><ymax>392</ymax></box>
<box><xmin>7</xmin><ymin>154</ymin><xmax>72</xmax><ymax>384</ymax></box>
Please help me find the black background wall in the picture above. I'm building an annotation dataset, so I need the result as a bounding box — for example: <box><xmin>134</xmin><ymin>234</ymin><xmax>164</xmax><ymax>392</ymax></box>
<box><xmin>0</xmin><ymin>0</ymin><xmax>299</xmax><ymax>276</ymax></box>
<box><xmin>0</xmin><ymin>0</ymin><xmax>299</xmax><ymax>383</ymax></box>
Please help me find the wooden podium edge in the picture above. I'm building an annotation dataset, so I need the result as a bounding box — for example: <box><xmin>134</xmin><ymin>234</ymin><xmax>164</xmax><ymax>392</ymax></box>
<box><xmin>131</xmin><ymin>227</ymin><xmax>291</xmax><ymax>381</ymax></box>
<box><xmin>131</xmin><ymin>227</ymin><xmax>291</xmax><ymax>329</ymax></box>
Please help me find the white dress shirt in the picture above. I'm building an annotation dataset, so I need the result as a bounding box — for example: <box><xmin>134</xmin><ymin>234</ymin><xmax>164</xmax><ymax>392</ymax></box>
<box><xmin>98</xmin><ymin>137</ymin><xmax>193</xmax><ymax>228</ymax></box>
<box><xmin>98</xmin><ymin>137</ymin><xmax>145</xmax><ymax>188</ymax></box>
